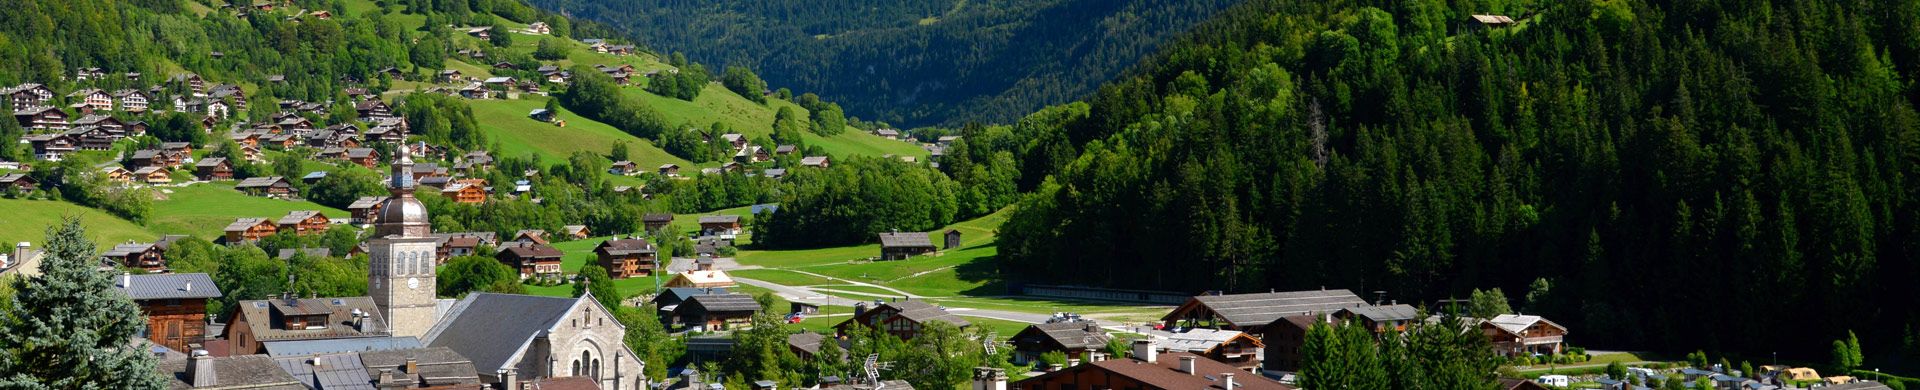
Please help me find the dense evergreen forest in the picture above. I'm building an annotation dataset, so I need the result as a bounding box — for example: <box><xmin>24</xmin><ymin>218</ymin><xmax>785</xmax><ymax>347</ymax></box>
<box><xmin>961</xmin><ymin>0</ymin><xmax>1920</xmax><ymax>358</ymax></box>
<box><xmin>522</xmin><ymin>0</ymin><xmax>1243</xmax><ymax>128</ymax></box>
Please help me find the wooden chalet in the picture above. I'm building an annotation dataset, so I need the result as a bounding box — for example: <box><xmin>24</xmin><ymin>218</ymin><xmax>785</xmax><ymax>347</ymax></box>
<box><xmin>133</xmin><ymin>166</ymin><xmax>172</xmax><ymax>184</ymax></box>
<box><xmin>1161</xmin><ymin>289</ymin><xmax>1367</xmax><ymax>337</ymax></box>
<box><xmin>663</xmin><ymin>270</ymin><xmax>734</xmax><ymax>289</ymax></box>
<box><xmin>194</xmin><ymin>157</ymin><xmax>234</xmax><ymax>181</ymax></box>
<box><xmin>0</xmin><ymin>173</ymin><xmax>37</xmax><ymax>192</ymax></box>
<box><xmin>103</xmin><ymin>242</ymin><xmax>168</xmax><ymax>271</ymax></box>
<box><xmin>235</xmin><ymin>176</ymin><xmax>293</xmax><ymax>197</ymax></box>
<box><xmin>112</xmin><ymin>89</ymin><xmax>151</xmax><ymax>112</ymax></box>
<box><xmin>834</xmin><ymin>300</ymin><xmax>970</xmax><ymax>340</ymax></box>
<box><xmin>222</xmin><ymin>296</ymin><xmax>387</xmax><ymax>356</ymax></box>
<box><xmin>799</xmin><ymin>156</ymin><xmax>831</xmax><ymax>168</ymax></box>
<box><xmin>23</xmin><ymin>133</ymin><xmax>78</xmax><ymax>160</ymax></box>
<box><xmin>697</xmin><ymin>215</ymin><xmax>741</xmax><ymax>236</ymax></box>
<box><xmin>101</xmin><ymin>166</ymin><xmax>133</xmax><ymax>183</ymax></box>
<box><xmin>1481</xmin><ymin>314</ymin><xmax>1569</xmax><ymax>357</ymax></box>
<box><xmin>1009</xmin><ymin>321</ymin><xmax>1112</xmax><ymax>366</ymax></box>
<box><xmin>224</xmin><ymin>218</ymin><xmax>278</xmax><ymax>242</ymax></box>
<box><xmin>878</xmin><ymin>232</ymin><xmax>936</xmax><ymax>260</ymax></box>
<box><xmin>609</xmin><ymin>161</ymin><xmax>638</xmax><ymax>175</ymax></box>
<box><xmin>1332</xmin><ymin>304</ymin><xmax>1419</xmax><ymax>334</ymax></box>
<box><xmin>69</xmin><ymin>88</ymin><xmax>113</xmax><ymax>112</ymax></box>
<box><xmin>111</xmin><ymin>273</ymin><xmax>223</xmax><ymax>353</ymax></box>
<box><xmin>441</xmin><ymin>182</ymin><xmax>487</xmax><ymax>204</ymax></box>
<box><xmin>347</xmin><ymin>196</ymin><xmax>388</xmax><ymax>225</ymax></box>
<box><xmin>15</xmin><ymin>105</ymin><xmax>70</xmax><ymax>130</ymax></box>
<box><xmin>562</xmin><ymin>225</ymin><xmax>590</xmax><ymax>240</ymax></box>
<box><xmin>658</xmin><ymin>164</ymin><xmax>681</xmax><ymax>177</ymax></box>
<box><xmin>346</xmin><ymin>148</ymin><xmax>379</xmax><ymax>169</ymax></box>
<box><xmin>1159</xmin><ymin>328</ymin><xmax>1265</xmax><ymax>372</ymax></box>
<box><xmin>670</xmin><ymin>293</ymin><xmax>760</xmax><ymax>331</ymax></box>
<box><xmin>641</xmin><ymin>213</ymin><xmax>674</xmax><ymax>233</ymax></box>
<box><xmin>594</xmin><ymin>238</ymin><xmax>657</xmax><ymax>279</ymax></box>
<box><xmin>4</xmin><ymin>83</ymin><xmax>54</xmax><ymax>108</ymax></box>
<box><xmin>497</xmin><ymin>244</ymin><xmax>565</xmax><ymax>280</ymax></box>
<box><xmin>276</xmin><ymin>210</ymin><xmax>332</xmax><ymax>235</ymax></box>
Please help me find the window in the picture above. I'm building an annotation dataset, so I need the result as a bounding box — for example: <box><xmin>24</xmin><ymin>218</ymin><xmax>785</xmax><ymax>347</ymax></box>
<box><xmin>572</xmin><ymin>360</ymin><xmax>581</xmax><ymax>376</ymax></box>
<box><xmin>581</xmin><ymin>351</ymin><xmax>594</xmax><ymax>379</ymax></box>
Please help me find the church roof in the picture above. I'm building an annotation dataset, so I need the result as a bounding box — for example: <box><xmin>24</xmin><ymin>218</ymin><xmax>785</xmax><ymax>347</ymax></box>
<box><xmin>422</xmin><ymin>293</ymin><xmax>586</xmax><ymax>374</ymax></box>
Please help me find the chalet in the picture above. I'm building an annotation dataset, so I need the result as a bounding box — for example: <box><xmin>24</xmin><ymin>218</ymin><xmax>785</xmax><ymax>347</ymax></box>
<box><xmin>209</xmin><ymin>84</ymin><xmax>248</xmax><ymax>111</ymax></box>
<box><xmin>194</xmin><ymin>157</ymin><xmax>233</xmax><ymax>181</ymax></box>
<box><xmin>130</xmin><ymin>149</ymin><xmax>182</xmax><ymax>169</ymax></box>
<box><xmin>595</xmin><ymin>238</ymin><xmax>657</xmax><ymax>279</ymax></box>
<box><xmin>133</xmin><ymin>166</ymin><xmax>172</xmax><ymax>184</ymax></box>
<box><xmin>943</xmin><ymin>229</ymin><xmax>962</xmax><ymax>249</ymax></box>
<box><xmin>346</xmin><ymin>148</ymin><xmax>379</xmax><ymax>169</ymax></box>
<box><xmin>458</xmin><ymin>83</ymin><xmax>490</xmax><ymax>99</ymax></box>
<box><xmin>762</xmin><ymin>168</ymin><xmax>787</xmax><ymax>179</ymax></box>
<box><xmin>68</xmin><ymin>88</ymin><xmax>113</xmax><ymax>112</ymax></box>
<box><xmin>585</xmin><ymin>40</ymin><xmax>610</xmax><ymax>53</ymax></box>
<box><xmin>438</xmin><ymin>69</ymin><xmax>463</xmax><ymax>82</ymax></box>
<box><xmin>874</xmin><ymin>129</ymin><xmax>901</xmax><ymax>139</ymax></box>
<box><xmin>463</xmin><ymin>26</ymin><xmax>492</xmax><ymax>39</ymax></box>
<box><xmin>697</xmin><ymin>215</ymin><xmax>742</xmax><ymax>236</ymax></box>
<box><xmin>671</xmin><ymin>294</ymin><xmax>760</xmax><ymax>331</ymax></box>
<box><xmin>1160</xmin><ymin>328</ymin><xmax>1265</xmax><ymax>372</ymax></box>
<box><xmin>74</xmin><ymin>114</ymin><xmax>127</xmax><ymax>134</ymax></box>
<box><xmin>663</xmin><ymin>270</ymin><xmax>735</xmax><ymax>289</ymax></box>
<box><xmin>658</xmin><ymin>164</ymin><xmax>681</xmax><ymax>177</ymax></box>
<box><xmin>412</xmin><ymin>163</ymin><xmax>450</xmax><ymax>181</ymax></box>
<box><xmin>223</xmin><ymin>217</ymin><xmax>278</xmax><ymax>242</ymax></box>
<box><xmin>4</xmin><ymin>83</ymin><xmax>54</xmax><ymax>108</ymax></box>
<box><xmin>277</xmin><ymin>117</ymin><xmax>316</xmax><ymax>135</ymax></box>
<box><xmin>562</xmin><ymin>225</ymin><xmax>590</xmax><ymax>240</ymax></box>
<box><xmin>800</xmin><ymin>156</ymin><xmax>831</xmax><ymax>168</ymax></box>
<box><xmin>642</xmin><ymin>213</ymin><xmax>674</xmax><ymax>233</ymax></box>
<box><xmin>608</xmin><ymin>161</ymin><xmax>638</xmax><ymax>175</ymax></box>
<box><xmin>111</xmin><ymin>273</ymin><xmax>222</xmax><ymax>353</ymax></box>
<box><xmin>62</xmin><ymin>127</ymin><xmax>112</xmax><ymax>150</ymax></box>
<box><xmin>15</xmin><ymin>105</ymin><xmax>70</xmax><ymax>130</ymax></box>
<box><xmin>1470</xmin><ymin>14</ymin><xmax>1518</xmax><ymax>28</ymax></box>
<box><xmin>441</xmin><ymin>182</ymin><xmax>487</xmax><ymax>204</ymax></box>
<box><xmin>509</xmin><ymin>229</ymin><xmax>551</xmax><ymax>246</ymax></box>
<box><xmin>1163</xmin><ymin>289</ymin><xmax>1367</xmax><ymax>336</ymax></box>
<box><xmin>276</xmin><ymin>210</ymin><xmax>332</xmax><ymax>235</ymax></box>
<box><xmin>113</xmin><ymin>89</ymin><xmax>151</xmax><ymax>112</ymax></box>
<box><xmin>355</xmin><ymin>100</ymin><xmax>392</xmax><ymax>119</ymax></box>
<box><xmin>606</xmin><ymin>45</ymin><xmax>637</xmax><ymax>55</ymax></box>
<box><xmin>1013</xmin><ymin>346</ymin><xmax>1295</xmax><ymax>390</ymax></box>
<box><xmin>347</xmin><ymin>196</ymin><xmax>388</xmax><ymax>225</ymax></box>
<box><xmin>651</xmin><ymin>287</ymin><xmax>726</xmax><ymax>316</ymax></box>
<box><xmin>720</xmin><ymin>133</ymin><xmax>748</xmax><ymax>150</ymax></box>
<box><xmin>1481</xmin><ymin>314</ymin><xmax>1568</xmax><ymax>357</ymax></box>
<box><xmin>936</xmin><ymin>135</ymin><xmax>962</xmax><ymax>146</ymax></box>
<box><xmin>103</xmin><ymin>242</ymin><xmax>168</xmax><ymax>271</ymax></box>
<box><xmin>719</xmin><ymin>161</ymin><xmax>744</xmax><ymax>174</ymax></box>
<box><xmin>431</xmin><ymin>234</ymin><xmax>486</xmax><ymax>259</ymax></box>
<box><xmin>878</xmin><ymin>232</ymin><xmax>935</xmax><ymax>260</ymax></box>
<box><xmin>1010</xmin><ymin>321</ymin><xmax>1112</xmax><ymax>366</ymax></box>
<box><xmin>101</xmin><ymin>166</ymin><xmax>133</xmax><ymax>183</ymax></box>
<box><xmin>834</xmin><ymin>300</ymin><xmax>969</xmax><ymax>340</ymax></box>
<box><xmin>497</xmin><ymin>244</ymin><xmax>565</xmax><ymax>280</ymax></box>
<box><xmin>0</xmin><ymin>173</ymin><xmax>34</xmax><ymax>193</ymax></box>
<box><xmin>222</xmin><ymin>296</ymin><xmax>388</xmax><ymax>356</ymax></box>
<box><xmin>788</xmin><ymin>332</ymin><xmax>832</xmax><ymax>360</ymax></box>
<box><xmin>742</xmin><ymin>146</ymin><xmax>770</xmax><ymax>162</ymax></box>
<box><xmin>22</xmin><ymin>133</ymin><xmax>77</xmax><ymax>160</ymax></box>
<box><xmin>1332</xmin><ymin>304</ymin><xmax>1419</xmax><ymax>334</ymax></box>
<box><xmin>301</xmin><ymin>171</ymin><xmax>328</xmax><ymax>185</ymax></box>
<box><xmin>774</xmin><ymin>144</ymin><xmax>796</xmax><ymax>155</ymax></box>
<box><xmin>526</xmin><ymin>21</ymin><xmax>551</xmax><ymax>34</ymax></box>
<box><xmin>365</xmin><ymin>125</ymin><xmax>406</xmax><ymax>143</ymax></box>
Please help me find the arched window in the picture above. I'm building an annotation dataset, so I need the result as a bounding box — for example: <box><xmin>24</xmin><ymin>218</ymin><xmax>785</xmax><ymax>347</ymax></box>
<box><xmin>592</xmin><ymin>358</ymin><xmax>601</xmax><ymax>380</ymax></box>
<box><xmin>571</xmin><ymin>359</ymin><xmax>581</xmax><ymax>376</ymax></box>
<box><xmin>580</xmin><ymin>350</ymin><xmax>593</xmax><ymax>378</ymax></box>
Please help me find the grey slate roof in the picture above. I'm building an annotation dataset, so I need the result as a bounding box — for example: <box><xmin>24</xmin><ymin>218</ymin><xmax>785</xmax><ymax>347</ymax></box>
<box><xmin>1014</xmin><ymin>321</ymin><xmax>1111</xmax><ymax>350</ymax></box>
<box><xmin>1185</xmin><ymin>289</ymin><xmax>1368</xmax><ymax>327</ymax></box>
<box><xmin>881</xmin><ymin>300</ymin><xmax>970</xmax><ymax>327</ymax></box>
<box><xmin>359</xmin><ymin>347</ymin><xmax>483</xmax><ymax>387</ymax></box>
<box><xmin>698</xmin><ymin>215</ymin><xmax>739</xmax><ymax>224</ymax></box>
<box><xmin>878</xmin><ymin>232</ymin><xmax>934</xmax><ymax>248</ymax></box>
<box><xmin>156</xmin><ymin>354</ymin><xmax>307</xmax><ymax>390</ymax></box>
<box><xmin>113</xmin><ymin>273</ymin><xmax>223</xmax><ymax>300</ymax></box>
<box><xmin>225</xmin><ymin>217</ymin><xmax>272</xmax><ymax>232</ymax></box>
<box><xmin>348</xmin><ymin>196</ymin><xmax>388</xmax><ymax>210</ymax></box>
<box><xmin>1339</xmin><ymin>304</ymin><xmax>1420</xmax><ymax>323</ymax></box>
<box><xmin>235</xmin><ymin>297</ymin><xmax>388</xmax><ymax>343</ymax></box>
<box><xmin>682</xmin><ymin>293</ymin><xmax>763</xmax><ymax>313</ymax></box>
<box><xmin>597</xmin><ymin>238</ymin><xmax>655</xmax><ymax>256</ymax></box>
<box><xmin>423</xmin><ymin>293</ymin><xmax>582</xmax><ymax>374</ymax></box>
<box><xmin>788</xmin><ymin>332</ymin><xmax>825</xmax><ymax>355</ymax></box>
<box><xmin>263</xmin><ymin>337</ymin><xmax>422</xmax><ymax>357</ymax></box>
<box><xmin>274</xmin><ymin>352</ymin><xmax>374</xmax><ymax>390</ymax></box>
<box><xmin>278</xmin><ymin>210</ymin><xmax>325</xmax><ymax>225</ymax></box>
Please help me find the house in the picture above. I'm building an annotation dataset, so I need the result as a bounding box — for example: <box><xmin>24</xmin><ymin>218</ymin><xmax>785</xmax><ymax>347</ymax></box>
<box><xmin>438</xmin><ymin>69</ymin><xmax>463</xmax><ymax>82</ymax></box>
<box><xmin>1009</xmin><ymin>321</ymin><xmax>1111</xmax><ymax>366</ymax></box>
<box><xmin>562</xmin><ymin>225</ymin><xmax>590</xmax><ymax>240</ymax></box>
<box><xmin>224</xmin><ymin>218</ymin><xmax>278</xmax><ymax>242</ymax></box>
<box><xmin>68</xmin><ymin>88</ymin><xmax>113</xmax><ymax>112</ymax></box>
<box><xmin>104</xmin><ymin>242</ymin><xmax>168</xmax><ymax>271</ymax></box>
<box><xmin>65</xmin><ymin>126</ymin><xmax>116</xmax><ymax>150</ymax></box>
<box><xmin>1481</xmin><ymin>314</ymin><xmax>1568</xmax><ymax>357</ymax></box>
<box><xmin>0</xmin><ymin>173</ymin><xmax>37</xmax><ymax>192</ymax></box>
<box><xmin>526</xmin><ymin>21</ymin><xmax>551</xmax><ymax>34</ymax></box>
<box><xmin>441</xmin><ymin>182</ymin><xmax>488</xmax><ymax>204</ymax></box>
<box><xmin>800</xmin><ymin>156</ymin><xmax>831</xmax><ymax>168</ymax></box>
<box><xmin>937</xmin><ymin>135</ymin><xmax>961</xmax><ymax>146</ymax></box>
<box><xmin>719</xmin><ymin>133</ymin><xmax>748</xmax><ymax>151</ymax></box>
<box><xmin>1470</xmin><ymin>14</ymin><xmax>1518</xmax><ymax>28</ymax></box>
<box><xmin>1332</xmin><ymin>304</ymin><xmax>1419</xmax><ymax>334</ymax></box>
<box><xmin>658</xmin><ymin>164</ymin><xmax>681</xmax><ymax>177</ymax></box>
<box><xmin>595</xmin><ymin>238</ymin><xmax>657</xmax><ymax>279</ymax></box>
<box><xmin>1012</xmin><ymin>345</ymin><xmax>1295</xmax><ymax>390</ymax></box>
<box><xmin>641</xmin><ymin>213</ymin><xmax>674</xmax><ymax>233</ymax></box>
<box><xmin>113</xmin><ymin>89</ymin><xmax>151</xmax><ymax>112</ymax></box>
<box><xmin>774</xmin><ymin>144</ymin><xmax>796</xmax><ymax>155</ymax></box>
<box><xmin>222</xmin><ymin>296</ymin><xmax>389</xmax><ymax>356</ymax></box>
<box><xmin>431</xmin><ymin>232</ymin><xmax>495</xmax><ymax>259</ymax></box>
<box><xmin>236</xmin><ymin>176</ymin><xmax>294</xmax><ymax>197</ymax></box>
<box><xmin>346</xmin><ymin>148</ymin><xmax>379</xmax><ymax>169</ymax></box>
<box><xmin>529</xmin><ymin>108</ymin><xmax>556</xmax><ymax>122</ymax></box>
<box><xmin>608</xmin><ymin>161</ymin><xmax>638</xmax><ymax>175</ymax></box>
<box><xmin>23</xmin><ymin>133</ymin><xmax>78</xmax><ymax>160</ymax></box>
<box><xmin>663</xmin><ymin>270</ymin><xmax>735</xmax><ymax>289</ymax></box>
<box><xmin>719</xmin><ymin>161</ymin><xmax>744</xmax><ymax>174</ymax></box>
<box><xmin>101</xmin><ymin>166</ymin><xmax>133</xmax><ymax>183</ymax></box>
<box><xmin>276</xmin><ymin>210</ymin><xmax>333</xmax><ymax>235</ymax></box>
<box><xmin>424</xmin><ymin>293</ymin><xmax>647</xmax><ymax>390</ymax></box>
<box><xmin>508</xmin><ymin>230</ymin><xmax>551</xmax><ymax>246</ymax></box>
<box><xmin>1162</xmin><ymin>289</ymin><xmax>1368</xmax><ymax>336</ymax></box>
<box><xmin>697</xmin><ymin>215</ymin><xmax>742</xmax><ymax>236</ymax></box>
<box><xmin>15</xmin><ymin>105</ymin><xmax>70</xmax><ymax>130</ymax></box>
<box><xmin>787</xmin><ymin>332</ymin><xmax>833</xmax><ymax>360</ymax></box>
<box><xmin>111</xmin><ymin>273</ymin><xmax>222</xmax><ymax>353</ymax></box>
<box><xmin>195</xmin><ymin>157</ymin><xmax>234</xmax><ymax>181</ymax></box>
<box><xmin>153</xmin><ymin>354</ymin><xmax>305</xmax><ymax>390</ymax></box>
<box><xmin>651</xmin><ymin>287</ymin><xmax>727</xmax><ymax>317</ymax></box>
<box><xmin>348</xmin><ymin>196</ymin><xmax>389</xmax><ymax>225</ymax></box>
<box><xmin>134</xmin><ymin>166</ymin><xmax>173</xmax><ymax>184</ymax></box>
<box><xmin>873</xmin><ymin>129</ymin><xmax>901</xmax><ymax>139</ymax></box>
<box><xmin>497</xmin><ymin>245</ymin><xmax>565</xmax><ymax>280</ymax></box>
<box><xmin>1159</xmin><ymin>328</ymin><xmax>1265</xmax><ymax>373</ymax></box>
<box><xmin>265</xmin><ymin>346</ymin><xmax>486</xmax><ymax>389</ymax></box>
<box><xmin>670</xmin><ymin>293</ymin><xmax>761</xmax><ymax>331</ymax></box>
<box><xmin>463</xmin><ymin>26</ymin><xmax>491</xmax><ymax>39</ymax></box>
<box><xmin>878</xmin><ymin>232</ymin><xmax>935</xmax><ymax>260</ymax></box>
<box><xmin>943</xmin><ymin>229</ymin><xmax>962</xmax><ymax>249</ymax></box>
<box><xmin>761</xmin><ymin>168</ymin><xmax>786</xmax><ymax>179</ymax></box>
<box><xmin>4</xmin><ymin>83</ymin><xmax>54</xmax><ymax>108</ymax></box>
<box><xmin>834</xmin><ymin>299</ymin><xmax>969</xmax><ymax>340</ymax></box>
<box><xmin>131</xmin><ymin>149</ymin><xmax>182</xmax><ymax>169</ymax></box>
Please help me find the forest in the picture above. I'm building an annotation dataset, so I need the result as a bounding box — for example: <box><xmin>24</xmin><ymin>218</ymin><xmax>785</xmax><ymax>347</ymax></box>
<box><xmin>521</xmin><ymin>0</ymin><xmax>1244</xmax><ymax>128</ymax></box>
<box><xmin>966</xmin><ymin>0</ymin><xmax>1920</xmax><ymax>359</ymax></box>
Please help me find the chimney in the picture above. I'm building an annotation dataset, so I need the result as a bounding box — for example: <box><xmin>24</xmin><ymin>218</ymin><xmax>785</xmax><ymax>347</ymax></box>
<box><xmin>404</xmin><ymin>358</ymin><xmax>417</xmax><ymax>374</ymax></box>
<box><xmin>854</xmin><ymin>302</ymin><xmax>868</xmax><ymax>317</ymax></box>
<box><xmin>972</xmin><ymin>367</ymin><xmax>1007</xmax><ymax>390</ymax></box>
<box><xmin>1223</xmin><ymin>373</ymin><xmax>1236</xmax><ymax>390</ymax></box>
<box><xmin>499</xmin><ymin>369</ymin><xmax>517</xmax><ymax>390</ymax></box>
<box><xmin>120</xmin><ymin>272</ymin><xmax>131</xmax><ymax>288</ymax></box>
<box><xmin>190</xmin><ymin>349</ymin><xmax>217</xmax><ymax>387</ymax></box>
<box><xmin>1132</xmin><ymin>339</ymin><xmax>1156</xmax><ymax>364</ymax></box>
<box><xmin>184</xmin><ymin>280</ymin><xmax>192</xmax><ymax>292</ymax></box>
<box><xmin>1178</xmin><ymin>356</ymin><xmax>1197</xmax><ymax>375</ymax></box>
<box><xmin>14</xmin><ymin>242</ymin><xmax>29</xmax><ymax>267</ymax></box>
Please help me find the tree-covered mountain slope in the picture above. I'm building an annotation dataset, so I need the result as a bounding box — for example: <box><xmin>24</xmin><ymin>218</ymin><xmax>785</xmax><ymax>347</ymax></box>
<box><xmin>941</xmin><ymin>0</ymin><xmax>1920</xmax><ymax>356</ymax></box>
<box><xmin>524</xmin><ymin>0</ymin><xmax>1245</xmax><ymax>128</ymax></box>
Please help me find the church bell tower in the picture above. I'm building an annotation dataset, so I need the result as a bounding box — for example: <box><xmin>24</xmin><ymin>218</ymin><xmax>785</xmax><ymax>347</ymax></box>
<box><xmin>369</xmin><ymin>143</ymin><xmax>439</xmax><ymax>338</ymax></box>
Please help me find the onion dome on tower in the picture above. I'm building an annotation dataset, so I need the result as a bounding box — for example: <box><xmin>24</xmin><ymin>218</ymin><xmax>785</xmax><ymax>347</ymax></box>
<box><xmin>375</xmin><ymin>143</ymin><xmax>431</xmax><ymax>238</ymax></box>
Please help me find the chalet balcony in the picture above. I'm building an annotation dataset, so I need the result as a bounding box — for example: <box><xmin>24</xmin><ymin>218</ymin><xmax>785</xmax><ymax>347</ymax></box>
<box><xmin>1520</xmin><ymin>335</ymin><xmax>1564</xmax><ymax>345</ymax></box>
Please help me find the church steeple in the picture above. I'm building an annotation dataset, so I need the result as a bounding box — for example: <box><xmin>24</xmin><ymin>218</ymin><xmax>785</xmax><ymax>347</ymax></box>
<box><xmin>369</xmin><ymin>142</ymin><xmax>438</xmax><ymax>339</ymax></box>
<box><xmin>375</xmin><ymin>143</ymin><xmax>430</xmax><ymax>238</ymax></box>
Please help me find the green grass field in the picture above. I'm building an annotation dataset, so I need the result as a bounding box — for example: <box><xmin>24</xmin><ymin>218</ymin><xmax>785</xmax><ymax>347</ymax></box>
<box><xmin>468</xmin><ymin>97</ymin><xmax>691</xmax><ymax>168</ymax></box>
<box><xmin>0</xmin><ymin>198</ymin><xmax>158</xmax><ymax>249</ymax></box>
<box><xmin>148</xmin><ymin>183</ymin><xmax>347</xmax><ymax>240</ymax></box>
<box><xmin>728</xmin><ymin>269</ymin><xmax>838</xmax><ymax>286</ymax></box>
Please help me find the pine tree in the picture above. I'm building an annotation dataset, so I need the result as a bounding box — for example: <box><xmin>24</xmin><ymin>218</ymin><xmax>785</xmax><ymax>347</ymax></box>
<box><xmin>0</xmin><ymin>217</ymin><xmax>168</xmax><ymax>388</ymax></box>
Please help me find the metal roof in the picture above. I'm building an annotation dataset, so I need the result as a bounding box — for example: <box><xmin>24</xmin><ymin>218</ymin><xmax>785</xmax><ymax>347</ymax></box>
<box><xmin>1338</xmin><ymin>304</ymin><xmax>1420</xmax><ymax>323</ymax></box>
<box><xmin>1176</xmin><ymin>289</ymin><xmax>1368</xmax><ymax>327</ymax></box>
<box><xmin>263</xmin><ymin>337</ymin><xmax>422</xmax><ymax>357</ymax></box>
<box><xmin>681</xmin><ymin>293</ymin><xmax>763</xmax><ymax>313</ymax></box>
<box><xmin>878</xmin><ymin>232</ymin><xmax>934</xmax><ymax>248</ymax></box>
<box><xmin>112</xmin><ymin>273</ymin><xmax>222</xmax><ymax>300</ymax></box>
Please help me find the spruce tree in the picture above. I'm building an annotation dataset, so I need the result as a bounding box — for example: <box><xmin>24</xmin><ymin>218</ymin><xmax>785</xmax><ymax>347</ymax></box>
<box><xmin>0</xmin><ymin>217</ymin><xmax>167</xmax><ymax>388</ymax></box>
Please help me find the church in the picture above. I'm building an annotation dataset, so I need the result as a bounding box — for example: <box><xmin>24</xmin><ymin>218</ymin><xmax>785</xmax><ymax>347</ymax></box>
<box><xmin>228</xmin><ymin>144</ymin><xmax>648</xmax><ymax>390</ymax></box>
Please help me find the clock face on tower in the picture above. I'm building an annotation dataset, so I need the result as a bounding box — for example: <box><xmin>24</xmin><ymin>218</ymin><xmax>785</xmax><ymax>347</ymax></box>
<box><xmin>408</xmin><ymin>277</ymin><xmax>420</xmax><ymax>290</ymax></box>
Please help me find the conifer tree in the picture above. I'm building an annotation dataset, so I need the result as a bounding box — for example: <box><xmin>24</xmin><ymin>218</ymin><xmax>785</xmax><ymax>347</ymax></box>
<box><xmin>0</xmin><ymin>218</ymin><xmax>167</xmax><ymax>388</ymax></box>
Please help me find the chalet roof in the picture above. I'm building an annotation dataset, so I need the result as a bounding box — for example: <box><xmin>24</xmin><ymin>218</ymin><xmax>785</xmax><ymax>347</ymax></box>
<box><xmin>423</xmin><ymin>293</ymin><xmax>589</xmax><ymax>374</ymax></box>
<box><xmin>0</xmin><ymin>173</ymin><xmax>29</xmax><ymax>184</ymax></box>
<box><xmin>670</xmin><ymin>270</ymin><xmax>734</xmax><ymax>286</ymax></box>
<box><xmin>155</xmin><ymin>354</ymin><xmax>307</xmax><ymax>390</ymax></box>
<box><xmin>348</xmin><ymin>196</ymin><xmax>388</xmax><ymax>210</ymax></box>
<box><xmin>878</xmin><ymin>232</ymin><xmax>934</xmax><ymax>248</ymax></box>
<box><xmin>642</xmin><ymin>213</ymin><xmax>674</xmax><ymax>223</ymax></box>
<box><xmin>596</xmin><ymin>238</ymin><xmax>655</xmax><ymax>256</ymax></box>
<box><xmin>500</xmin><ymin>244</ymin><xmax>563</xmax><ymax>259</ymax></box>
<box><xmin>1485</xmin><ymin>314</ymin><xmax>1567</xmax><ymax>335</ymax></box>
<box><xmin>1338</xmin><ymin>304</ymin><xmax>1420</xmax><ymax>323</ymax></box>
<box><xmin>1</xmin><ymin>83</ymin><xmax>48</xmax><ymax>94</ymax></box>
<box><xmin>226</xmin><ymin>218</ymin><xmax>273</xmax><ymax>232</ymax></box>
<box><xmin>112</xmin><ymin>273</ymin><xmax>223</xmax><ymax>300</ymax></box>
<box><xmin>195</xmin><ymin>157</ymin><xmax>230</xmax><ymax>169</ymax></box>
<box><xmin>800</xmin><ymin>156</ymin><xmax>830</xmax><ymax>166</ymax></box>
<box><xmin>345</xmin><ymin>148</ymin><xmax>376</xmax><ymax>159</ymax></box>
<box><xmin>234</xmin><ymin>296</ymin><xmax>388</xmax><ymax>342</ymax></box>
<box><xmin>236</xmin><ymin>176</ymin><xmax>288</xmax><ymax>188</ymax></box>
<box><xmin>277</xmin><ymin>248</ymin><xmax>332</xmax><ymax>259</ymax></box>
<box><xmin>879</xmin><ymin>300</ymin><xmax>969</xmax><ymax>327</ymax></box>
<box><xmin>788</xmin><ymin>332</ymin><xmax>826</xmax><ymax>355</ymax></box>
<box><xmin>103</xmin><ymin>242</ymin><xmax>156</xmax><ymax>257</ymax></box>
<box><xmin>433</xmin><ymin>232</ymin><xmax>497</xmax><ymax>245</ymax></box>
<box><xmin>1171</xmin><ymin>289</ymin><xmax>1368</xmax><ymax>327</ymax></box>
<box><xmin>698</xmin><ymin>215</ymin><xmax>740</xmax><ymax>224</ymax></box>
<box><xmin>131</xmin><ymin>150</ymin><xmax>163</xmax><ymax>160</ymax></box>
<box><xmin>1160</xmin><ymin>328</ymin><xmax>1257</xmax><ymax>354</ymax></box>
<box><xmin>775</xmin><ymin>145</ymin><xmax>795</xmax><ymax>153</ymax></box>
<box><xmin>1014</xmin><ymin>321</ymin><xmax>1111</xmax><ymax>351</ymax></box>
<box><xmin>1471</xmin><ymin>14</ymin><xmax>1517</xmax><ymax>24</ymax></box>
<box><xmin>278</xmin><ymin>210</ymin><xmax>326</xmax><ymax>225</ymax></box>
<box><xmin>133</xmin><ymin>166</ymin><xmax>165</xmax><ymax>176</ymax></box>
<box><xmin>356</xmin><ymin>347</ymin><xmax>484</xmax><ymax>388</ymax></box>
<box><xmin>1019</xmin><ymin>352</ymin><xmax>1293</xmax><ymax>390</ymax></box>
<box><xmin>681</xmin><ymin>293</ymin><xmax>763</xmax><ymax>313</ymax></box>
